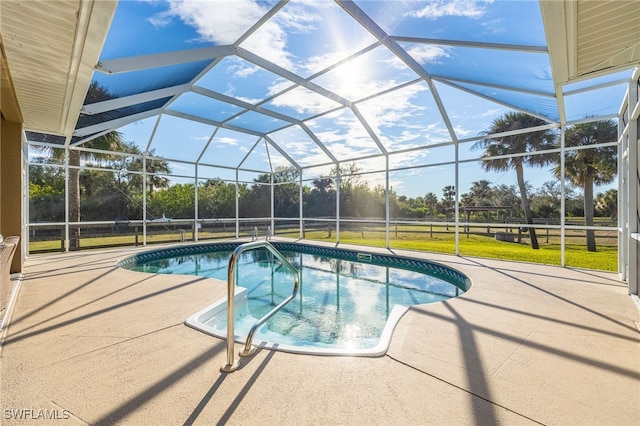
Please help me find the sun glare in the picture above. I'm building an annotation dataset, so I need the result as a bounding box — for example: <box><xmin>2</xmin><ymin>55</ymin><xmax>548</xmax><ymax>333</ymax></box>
<box><xmin>327</xmin><ymin>58</ymin><xmax>371</xmax><ymax>101</ymax></box>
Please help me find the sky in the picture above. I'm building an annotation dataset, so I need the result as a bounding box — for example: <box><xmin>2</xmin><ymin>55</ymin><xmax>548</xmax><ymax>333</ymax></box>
<box><xmin>81</xmin><ymin>0</ymin><xmax>629</xmax><ymax>199</ymax></box>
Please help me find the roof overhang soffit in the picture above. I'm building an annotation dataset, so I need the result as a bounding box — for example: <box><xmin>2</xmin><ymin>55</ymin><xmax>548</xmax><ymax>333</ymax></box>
<box><xmin>1</xmin><ymin>0</ymin><xmax>117</xmax><ymax>136</ymax></box>
<box><xmin>0</xmin><ymin>38</ymin><xmax>22</xmax><ymax>123</ymax></box>
<box><xmin>541</xmin><ymin>0</ymin><xmax>640</xmax><ymax>86</ymax></box>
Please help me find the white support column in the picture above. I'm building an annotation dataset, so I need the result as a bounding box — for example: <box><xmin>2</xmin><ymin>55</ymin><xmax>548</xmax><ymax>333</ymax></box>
<box><xmin>22</xmin><ymin>139</ymin><xmax>29</xmax><ymax>261</ymax></box>
<box><xmin>336</xmin><ymin>165</ymin><xmax>340</xmax><ymax>243</ymax></box>
<box><xmin>270</xmin><ymin>172</ymin><xmax>275</xmax><ymax>236</ymax></box>
<box><xmin>618</xmin><ymin>112</ymin><xmax>627</xmax><ymax>281</ymax></box>
<box><xmin>627</xmin><ymin>72</ymin><xmax>639</xmax><ymax>294</ymax></box>
<box><xmin>560</xmin><ymin>127</ymin><xmax>566</xmax><ymax>267</ymax></box>
<box><xmin>194</xmin><ymin>164</ymin><xmax>199</xmax><ymax>242</ymax></box>
<box><xmin>142</xmin><ymin>156</ymin><xmax>147</xmax><ymax>246</ymax></box>
<box><xmin>235</xmin><ymin>169</ymin><xmax>240</xmax><ymax>238</ymax></box>
<box><xmin>299</xmin><ymin>171</ymin><xmax>303</xmax><ymax>239</ymax></box>
<box><xmin>454</xmin><ymin>140</ymin><xmax>460</xmax><ymax>255</ymax></box>
<box><xmin>64</xmin><ymin>148</ymin><xmax>69</xmax><ymax>252</ymax></box>
<box><xmin>385</xmin><ymin>156</ymin><xmax>390</xmax><ymax>249</ymax></box>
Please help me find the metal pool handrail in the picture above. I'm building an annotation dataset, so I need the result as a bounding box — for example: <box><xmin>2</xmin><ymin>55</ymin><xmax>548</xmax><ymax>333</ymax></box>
<box><xmin>221</xmin><ymin>240</ymin><xmax>300</xmax><ymax>373</ymax></box>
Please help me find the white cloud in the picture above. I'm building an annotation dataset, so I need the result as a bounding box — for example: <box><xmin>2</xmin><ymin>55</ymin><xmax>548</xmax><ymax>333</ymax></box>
<box><xmin>452</xmin><ymin>125</ymin><xmax>472</xmax><ymax>137</ymax></box>
<box><xmin>267</xmin><ymin>79</ymin><xmax>295</xmax><ymax>96</ymax></box>
<box><xmin>481</xmin><ymin>18</ymin><xmax>506</xmax><ymax>35</ymax></box>
<box><xmin>162</xmin><ymin>1</ymin><xmax>326</xmax><ymax>74</ymax></box>
<box><xmin>405</xmin><ymin>45</ymin><xmax>450</xmax><ymax>66</ymax></box>
<box><xmin>240</xmin><ymin>19</ymin><xmax>294</xmax><ymax>69</ymax></box>
<box><xmin>228</xmin><ymin>63</ymin><xmax>261</xmax><ymax>79</ymax></box>
<box><xmin>408</xmin><ymin>0</ymin><xmax>491</xmax><ymax>19</ymax></box>
<box><xmin>356</xmin><ymin>84</ymin><xmax>435</xmax><ymax>151</ymax></box>
<box><xmin>274</xmin><ymin>1</ymin><xmax>322</xmax><ymax>35</ymax></box>
<box><xmin>214</xmin><ymin>137</ymin><xmax>238</xmax><ymax>146</ymax></box>
<box><xmin>481</xmin><ymin>108</ymin><xmax>503</xmax><ymax>117</ymax></box>
<box><xmin>269</xmin><ymin>86</ymin><xmax>341</xmax><ymax>115</ymax></box>
<box><xmin>278</xmin><ymin>139</ymin><xmax>333</xmax><ymax>166</ymax></box>
<box><xmin>147</xmin><ymin>11</ymin><xmax>173</xmax><ymax>27</ymax></box>
<box><xmin>362</xmin><ymin>85</ymin><xmax>427</xmax><ymax>122</ymax></box>
<box><xmin>165</xmin><ymin>0</ymin><xmax>267</xmax><ymax>44</ymax></box>
<box><xmin>389</xmin><ymin>150</ymin><xmax>431</xmax><ymax>170</ymax></box>
<box><xmin>240</xmin><ymin>1</ymin><xmax>323</xmax><ymax>71</ymax></box>
<box><xmin>301</xmin><ymin>51</ymin><xmax>351</xmax><ymax>76</ymax></box>
<box><xmin>281</xmin><ymin>140</ymin><xmax>313</xmax><ymax>156</ymax></box>
<box><xmin>235</xmin><ymin>95</ymin><xmax>264</xmax><ymax>105</ymax></box>
<box><xmin>223</xmin><ymin>83</ymin><xmax>237</xmax><ymax>97</ymax></box>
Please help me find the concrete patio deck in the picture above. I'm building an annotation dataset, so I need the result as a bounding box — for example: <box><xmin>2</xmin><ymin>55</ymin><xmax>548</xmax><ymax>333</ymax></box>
<box><xmin>1</xmin><ymin>240</ymin><xmax>638</xmax><ymax>425</ymax></box>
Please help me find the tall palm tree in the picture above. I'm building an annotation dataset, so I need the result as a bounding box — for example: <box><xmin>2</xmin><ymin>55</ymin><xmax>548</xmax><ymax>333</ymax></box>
<box><xmin>442</xmin><ymin>185</ymin><xmax>456</xmax><ymax>228</ymax></box>
<box><xmin>474</xmin><ymin>112</ymin><xmax>558</xmax><ymax>249</ymax></box>
<box><xmin>312</xmin><ymin>177</ymin><xmax>334</xmax><ymax>217</ymax></box>
<box><xmin>120</xmin><ymin>144</ymin><xmax>171</xmax><ymax>194</ymax></box>
<box><xmin>31</xmin><ymin>82</ymin><xmax>127</xmax><ymax>249</ymax></box>
<box><xmin>467</xmin><ymin>180</ymin><xmax>493</xmax><ymax>207</ymax></box>
<box><xmin>442</xmin><ymin>185</ymin><xmax>456</xmax><ymax>207</ymax></box>
<box><xmin>68</xmin><ymin>138</ymin><xmax>125</xmax><ymax>249</ymax></box>
<box><xmin>424</xmin><ymin>192</ymin><xmax>438</xmax><ymax>216</ymax></box>
<box><xmin>556</xmin><ymin>120</ymin><xmax>617</xmax><ymax>252</ymax></box>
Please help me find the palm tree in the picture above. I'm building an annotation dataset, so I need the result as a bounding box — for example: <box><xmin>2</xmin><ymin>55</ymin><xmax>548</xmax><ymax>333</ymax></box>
<box><xmin>442</xmin><ymin>185</ymin><xmax>456</xmax><ymax>228</ymax></box>
<box><xmin>424</xmin><ymin>192</ymin><xmax>438</xmax><ymax>216</ymax></box>
<box><xmin>467</xmin><ymin>180</ymin><xmax>494</xmax><ymax>207</ymax></box>
<box><xmin>68</xmin><ymin>82</ymin><xmax>132</xmax><ymax>248</ymax></box>
<box><xmin>595</xmin><ymin>189</ymin><xmax>617</xmax><ymax>220</ymax></box>
<box><xmin>119</xmin><ymin>144</ymin><xmax>171</xmax><ymax>220</ymax></box>
<box><xmin>312</xmin><ymin>177</ymin><xmax>333</xmax><ymax>195</ymax></box>
<box><xmin>141</xmin><ymin>149</ymin><xmax>171</xmax><ymax>198</ymax></box>
<box><xmin>556</xmin><ymin>120</ymin><xmax>617</xmax><ymax>251</ymax></box>
<box><xmin>68</xmin><ymin>138</ymin><xmax>126</xmax><ymax>249</ymax></box>
<box><xmin>312</xmin><ymin>177</ymin><xmax>334</xmax><ymax>217</ymax></box>
<box><xmin>442</xmin><ymin>185</ymin><xmax>456</xmax><ymax>208</ymax></box>
<box><xmin>474</xmin><ymin>112</ymin><xmax>558</xmax><ymax>249</ymax></box>
<box><xmin>31</xmin><ymin>82</ymin><xmax>127</xmax><ymax>249</ymax></box>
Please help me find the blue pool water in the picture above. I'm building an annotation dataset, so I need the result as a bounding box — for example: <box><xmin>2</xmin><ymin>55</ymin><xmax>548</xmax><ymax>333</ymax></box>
<box><xmin>120</xmin><ymin>242</ymin><xmax>470</xmax><ymax>355</ymax></box>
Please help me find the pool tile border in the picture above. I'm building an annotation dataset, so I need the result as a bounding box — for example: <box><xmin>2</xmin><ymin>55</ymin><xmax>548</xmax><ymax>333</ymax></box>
<box><xmin>117</xmin><ymin>241</ymin><xmax>471</xmax><ymax>291</ymax></box>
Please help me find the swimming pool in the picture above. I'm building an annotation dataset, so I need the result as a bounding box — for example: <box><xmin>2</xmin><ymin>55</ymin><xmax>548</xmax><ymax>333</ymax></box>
<box><xmin>118</xmin><ymin>241</ymin><xmax>471</xmax><ymax>356</ymax></box>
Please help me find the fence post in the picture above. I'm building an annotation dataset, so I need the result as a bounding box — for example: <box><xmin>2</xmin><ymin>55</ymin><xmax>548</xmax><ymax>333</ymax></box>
<box><xmin>546</xmin><ymin>224</ymin><xmax>549</xmax><ymax>243</ymax></box>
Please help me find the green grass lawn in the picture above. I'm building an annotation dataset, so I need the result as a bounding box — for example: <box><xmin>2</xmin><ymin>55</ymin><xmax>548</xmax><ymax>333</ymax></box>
<box><xmin>30</xmin><ymin>226</ymin><xmax>618</xmax><ymax>272</ymax></box>
<box><xmin>300</xmin><ymin>228</ymin><xmax>618</xmax><ymax>272</ymax></box>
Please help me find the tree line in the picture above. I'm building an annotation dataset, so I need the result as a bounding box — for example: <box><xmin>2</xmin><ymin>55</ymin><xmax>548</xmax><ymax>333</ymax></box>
<box><xmin>29</xmin><ymin>160</ymin><xmax>616</xmax><ymax>224</ymax></box>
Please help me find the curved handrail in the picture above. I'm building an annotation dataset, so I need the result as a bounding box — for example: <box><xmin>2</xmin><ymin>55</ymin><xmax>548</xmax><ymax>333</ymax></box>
<box><xmin>221</xmin><ymin>240</ymin><xmax>299</xmax><ymax>373</ymax></box>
